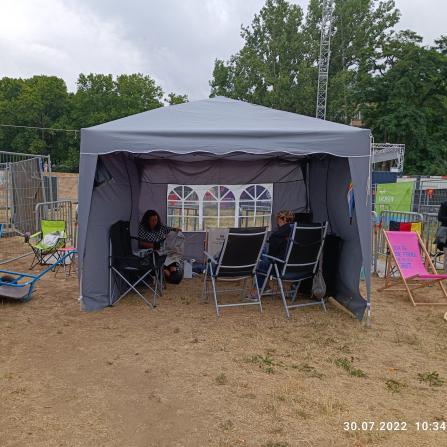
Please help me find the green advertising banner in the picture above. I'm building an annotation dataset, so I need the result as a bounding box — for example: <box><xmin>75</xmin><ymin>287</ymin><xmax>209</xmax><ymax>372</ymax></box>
<box><xmin>375</xmin><ymin>182</ymin><xmax>414</xmax><ymax>214</ymax></box>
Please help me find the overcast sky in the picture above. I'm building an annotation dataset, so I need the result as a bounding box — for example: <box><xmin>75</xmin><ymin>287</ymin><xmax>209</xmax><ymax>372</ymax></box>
<box><xmin>1</xmin><ymin>0</ymin><xmax>445</xmax><ymax>100</ymax></box>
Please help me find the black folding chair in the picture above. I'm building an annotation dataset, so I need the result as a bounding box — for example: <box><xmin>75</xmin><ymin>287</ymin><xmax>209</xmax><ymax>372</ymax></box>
<box><xmin>203</xmin><ymin>227</ymin><xmax>268</xmax><ymax>316</ymax></box>
<box><xmin>262</xmin><ymin>222</ymin><xmax>328</xmax><ymax>318</ymax></box>
<box><xmin>108</xmin><ymin>221</ymin><xmax>164</xmax><ymax>308</ymax></box>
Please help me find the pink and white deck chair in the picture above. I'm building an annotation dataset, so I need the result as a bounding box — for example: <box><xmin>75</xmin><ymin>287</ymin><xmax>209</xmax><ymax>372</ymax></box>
<box><xmin>380</xmin><ymin>230</ymin><xmax>447</xmax><ymax>306</ymax></box>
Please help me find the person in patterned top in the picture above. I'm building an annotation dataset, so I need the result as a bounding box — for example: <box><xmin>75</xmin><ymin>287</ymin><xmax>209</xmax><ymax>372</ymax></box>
<box><xmin>138</xmin><ymin>210</ymin><xmax>180</xmax><ymax>249</ymax></box>
<box><xmin>138</xmin><ymin>209</ymin><xmax>181</xmax><ymax>280</ymax></box>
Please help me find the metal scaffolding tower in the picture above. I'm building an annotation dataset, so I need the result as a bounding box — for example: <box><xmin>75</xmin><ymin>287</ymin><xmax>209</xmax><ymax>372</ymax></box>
<box><xmin>372</xmin><ymin>143</ymin><xmax>405</xmax><ymax>172</ymax></box>
<box><xmin>316</xmin><ymin>0</ymin><xmax>334</xmax><ymax>120</ymax></box>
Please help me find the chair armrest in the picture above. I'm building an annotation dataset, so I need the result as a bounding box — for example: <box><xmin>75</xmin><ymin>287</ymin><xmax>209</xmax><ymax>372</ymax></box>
<box><xmin>29</xmin><ymin>231</ymin><xmax>42</xmax><ymax>242</ymax></box>
<box><xmin>203</xmin><ymin>251</ymin><xmax>218</xmax><ymax>264</ymax></box>
<box><xmin>263</xmin><ymin>254</ymin><xmax>285</xmax><ymax>264</ymax></box>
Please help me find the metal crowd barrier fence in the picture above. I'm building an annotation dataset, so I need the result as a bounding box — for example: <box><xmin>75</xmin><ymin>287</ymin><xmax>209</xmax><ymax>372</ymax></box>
<box><xmin>0</xmin><ymin>151</ymin><xmax>53</xmax><ymax>265</ymax></box>
<box><xmin>421</xmin><ymin>212</ymin><xmax>444</xmax><ymax>269</ymax></box>
<box><xmin>371</xmin><ymin>211</ymin><xmax>377</xmax><ymax>273</ymax></box>
<box><xmin>372</xmin><ymin>210</ymin><xmax>423</xmax><ymax>275</ymax></box>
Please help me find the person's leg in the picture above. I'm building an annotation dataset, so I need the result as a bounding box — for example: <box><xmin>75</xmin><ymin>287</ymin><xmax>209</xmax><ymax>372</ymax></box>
<box><xmin>256</xmin><ymin>257</ymin><xmax>271</xmax><ymax>289</ymax></box>
<box><xmin>444</xmin><ymin>247</ymin><xmax>447</xmax><ymax>273</ymax></box>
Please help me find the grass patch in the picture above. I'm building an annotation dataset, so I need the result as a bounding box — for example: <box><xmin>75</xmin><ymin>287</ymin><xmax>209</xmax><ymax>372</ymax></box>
<box><xmin>247</xmin><ymin>354</ymin><xmax>283</xmax><ymax>374</ymax></box>
<box><xmin>334</xmin><ymin>357</ymin><xmax>367</xmax><ymax>377</ymax></box>
<box><xmin>219</xmin><ymin>419</ymin><xmax>233</xmax><ymax>431</ymax></box>
<box><xmin>298</xmin><ymin>363</ymin><xmax>324</xmax><ymax>379</ymax></box>
<box><xmin>295</xmin><ymin>408</ymin><xmax>310</xmax><ymax>419</ymax></box>
<box><xmin>338</xmin><ymin>344</ymin><xmax>352</xmax><ymax>354</ymax></box>
<box><xmin>385</xmin><ymin>379</ymin><xmax>406</xmax><ymax>393</ymax></box>
<box><xmin>418</xmin><ymin>371</ymin><xmax>444</xmax><ymax>387</ymax></box>
<box><xmin>215</xmin><ymin>373</ymin><xmax>228</xmax><ymax>385</ymax></box>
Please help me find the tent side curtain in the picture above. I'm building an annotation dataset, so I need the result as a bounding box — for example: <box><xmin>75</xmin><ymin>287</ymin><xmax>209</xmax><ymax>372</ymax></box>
<box><xmin>349</xmin><ymin>156</ymin><xmax>372</xmax><ymax>320</ymax></box>
<box><xmin>79</xmin><ymin>154</ymin><xmax>140</xmax><ymax>310</ymax></box>
<box><xmin>309</xmin><ymin>156</ymin><xmax>369</xmax><ymax>320</ymax></box>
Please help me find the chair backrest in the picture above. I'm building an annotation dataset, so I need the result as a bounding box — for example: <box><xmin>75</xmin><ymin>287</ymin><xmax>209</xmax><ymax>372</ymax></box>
<box><xmin>385</xmin><ymin>230</ymin><xmax>428</xmax><ymax>279</ymax></box>
<box><xmin>109</xmin><ymin>221</ymin><xmax>133</xmax><ymax>258</ymax></box>
<box><xmin>216</xmin><ymin>227</ymin><xmax>267</xmax><ymax>277</ymax></box>
<box><xmin>281</xmin><ymin>222</ymin><xmax>327</xmax><ymax>277</ymax></box>
<box><xmin>389</xmin><ymin>220</ymin><xmax>422</xmax><ymax>235</ymax></box>
<box><xmin>41</xmin><ymin>219</ymin><xmax>65</xmax><ymax>237</ymax></box>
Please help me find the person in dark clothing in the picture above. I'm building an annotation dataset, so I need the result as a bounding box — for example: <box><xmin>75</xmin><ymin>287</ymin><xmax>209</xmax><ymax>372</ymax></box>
<box><xmin>437</xmin><ymin>201</ymin><xmax>447</xmax><ymax>272</ymax></box>
<box><xmin>267</xmin><ymin>215</ymin><xmax>295</xmax><ymax>259</ymax></box>
<box><xmin>247</xmin><ymin>210</ymin><xmax>295</xmax><ymax>299</ymax></box>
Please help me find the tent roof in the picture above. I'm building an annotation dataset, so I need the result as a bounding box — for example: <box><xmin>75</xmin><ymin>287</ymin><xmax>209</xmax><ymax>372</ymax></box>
<box><xmin>80</xmin><ymin>96</ymin><xmax>371</xmax><ymax>158</ymax></box>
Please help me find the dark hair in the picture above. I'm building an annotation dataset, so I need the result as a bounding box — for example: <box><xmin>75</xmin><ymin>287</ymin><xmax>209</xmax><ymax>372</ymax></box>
<box><xmin>140</xmin><ymin>209</ymin><xmax>162</xmax><ymax>231</ymax></box>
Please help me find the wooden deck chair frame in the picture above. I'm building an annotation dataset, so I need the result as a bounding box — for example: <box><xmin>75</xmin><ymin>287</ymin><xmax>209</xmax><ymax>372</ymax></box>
<box><xmin>379</xmin><ymin>229</ymin><xmax>447</xmax><ymax>306</ymax></box>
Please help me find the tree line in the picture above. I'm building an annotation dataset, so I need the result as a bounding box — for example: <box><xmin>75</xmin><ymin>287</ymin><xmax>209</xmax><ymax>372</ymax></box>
<box><xmin>1</xmin><ymin>0</ymin><xmax>446</xmax><ymax>174</ymax></box>
<box><xmin>0</xmin><ymin>74</ymin><xmax>187</xmax><ymax>171</ymax></box>
<box><xmin>210</xmin><ymin>0</ymin><xmax>447</xmax><ymax>175</ymax></box>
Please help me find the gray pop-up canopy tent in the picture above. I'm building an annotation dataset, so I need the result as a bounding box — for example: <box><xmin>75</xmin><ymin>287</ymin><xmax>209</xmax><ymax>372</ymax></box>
<box><xmin>78</xmin><ymin>96</ymin><xmax>372</xmax><ymax>319</ymax></box>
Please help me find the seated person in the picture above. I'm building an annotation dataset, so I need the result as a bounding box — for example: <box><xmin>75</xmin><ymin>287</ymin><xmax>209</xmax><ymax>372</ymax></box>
<box><xmin>248</xmin><ymin>210</ymin><xmax>295</xmax><ymax>299</ymax></box>
<box><xmin>138</xmin><ymin>209</ymin><xmax>181</xmax><ymax>279</ymax></box>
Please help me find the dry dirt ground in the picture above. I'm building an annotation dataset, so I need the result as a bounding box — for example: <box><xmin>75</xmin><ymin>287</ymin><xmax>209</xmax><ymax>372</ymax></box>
<box><xmin>1</xmin><ymin>257</ymin><xmax>447</xmax><ymax>447</ymax></box>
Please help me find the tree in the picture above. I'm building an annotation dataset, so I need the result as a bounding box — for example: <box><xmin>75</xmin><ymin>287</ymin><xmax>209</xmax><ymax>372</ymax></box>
<box><xmin>70</xmin><ymin>73</ymin><xmax>164</xmax><ymax>129</ymax></box>
<box><xmin>210</xmin><ymin>0</ymin><xmax>312</xmax><ymax>114</ymax></box>
<box><xmin>0</xmin><ymin>73</ymin><xmax>169</xmax><ymax>171</ymax></box>
<box><xmin>360</xmin><ymin>43</ymin><xmax>447</xmax><ymax>174</ymax></box>
<box><xmin>433</xmin><ymin>35</ymin><xmax>447</xmax><ymax>56</ymax></box>
<box><xmin>0</xmin><ymin>77</ymin><xmax>25</xmax><ymax>150</ymax></box>
<box><xmin>0</xmin><ymin>76</ymin><xmax>70</xmax><ymax>162</ymax></box>
<box><xmin>209</xmin><ymin>0</ymin><xmax>400</xmax><ymax>123</ymax></box>
<box><xmin>165</xmin><ymin>93</ymin><xmax>188</xmax><ymax>105</ymax></box>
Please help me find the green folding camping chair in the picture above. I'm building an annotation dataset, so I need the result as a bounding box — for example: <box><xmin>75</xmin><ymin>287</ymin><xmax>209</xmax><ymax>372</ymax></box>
<box><xmin>28</xmin><ymin>219</ymin><xmax>66</xmax><ymax>269</ymax></box>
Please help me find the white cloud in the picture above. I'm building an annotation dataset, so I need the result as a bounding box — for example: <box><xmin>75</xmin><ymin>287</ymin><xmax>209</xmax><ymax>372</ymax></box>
<box><xmin>394</xmin><ymin>0</ymin><xmax>445</xmax><ymax>45</ymax></box>
<box><xmin>1</xmin><ymin>0</ymin><xmax>445</xmax><ymax>100</ymax></box>
<box><xmin>0</xmin><ymin>0</ymin><xmax>145</xmax><ymax>91</ymax></box>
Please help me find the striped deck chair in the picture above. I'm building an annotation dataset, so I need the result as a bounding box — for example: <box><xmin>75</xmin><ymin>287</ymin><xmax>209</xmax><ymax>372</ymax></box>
<box><xmin>380</xmin><ymin>230</ymin><xmax>447</xmax><ymax>306</ymax></box>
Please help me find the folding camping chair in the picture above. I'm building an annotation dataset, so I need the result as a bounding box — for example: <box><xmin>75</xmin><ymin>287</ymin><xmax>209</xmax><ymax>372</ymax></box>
<box><xmin>109</xmin><ymin>220</ymin><xmax>164</xmax><ymax>309</ymax></box>
<box><xmin>28</xmin><ymin>219</ymin><xmax>66</xmax><ymax>269</ymax></box>
<box><xmin>202</xmin><ymin>227</ymin><xmax>268</xmax><ymax>316</ymax></box>
<box><xmin>261</xmin><ymin>222</ymin><xmax>328</xmax><ymax>318</ymax></box>
<box><xmin>380</xmin><ymin>230</ymin><xmax>447</xmax><ymax>306</ymax></box>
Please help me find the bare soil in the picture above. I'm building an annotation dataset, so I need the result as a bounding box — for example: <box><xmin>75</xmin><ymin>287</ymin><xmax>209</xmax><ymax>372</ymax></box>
<box><xmin>1</xmin><ymin>257</ymin><xmax>447</xmax><ymax>447</ymax></box>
